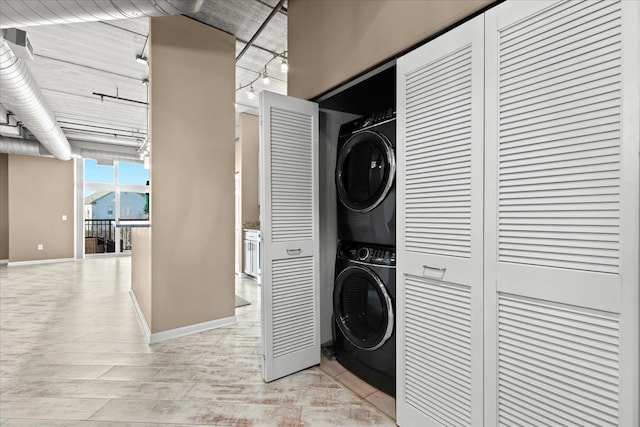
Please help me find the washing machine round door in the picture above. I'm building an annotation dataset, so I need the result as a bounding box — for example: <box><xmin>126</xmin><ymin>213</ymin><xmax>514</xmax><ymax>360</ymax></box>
<box><xmin>334</xmin><ymin>265</ymin><xmax>394</xmax><ymax>351</ymax></box>
<box><xmin>336</xmin><ymin>130</ymin><xmax>395</xmax><ymax>213</ymax></box>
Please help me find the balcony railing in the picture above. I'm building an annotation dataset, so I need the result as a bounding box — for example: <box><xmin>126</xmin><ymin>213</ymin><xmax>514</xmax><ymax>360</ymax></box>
<box><xmin>84</xmin><ymin>219</ymin><xmax>145</xmax><ymax>254</ymax></box>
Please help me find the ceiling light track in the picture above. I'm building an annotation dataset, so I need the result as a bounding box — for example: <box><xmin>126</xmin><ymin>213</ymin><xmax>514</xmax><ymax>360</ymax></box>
<box><xmin>100</xmin><ymin>21</ymin><xmax>147</xmax><ymax>37</ymax></box>
<box><xmin>36</xmin><ymin>54</ymin><xmax>143</xmax><ymax>81</ymax></box>
<box><xmin>137</xmin><ymin>31</ymin><xmax>150</xmax><ymax>62</ymax></box>
<box><xmin>236</xmin><ymin>64</ymin><xmax>286</xmax><ymax>83</ymax></box>
<box><xmin>58</xmin><ymin>120</ymin><xmax>146</xmax><ymax>137</ymax></box>
<box><xmin>92</xmin><ymin>91</ymin><xmax>149</xmax><ymax>106</ymax></box>
<box><xmin>235</xmin><ymin>38</ymin><xmax>284</xmax><ymax>59</ymax></box>
<box><xmin>236</xmin><ymin>0</ymin><xmax>286</xmax><ymax>63</ymax></box>
<box><xmin>255</xmin><ymin>0</ymin><xmax>287</xmax><ymax>15</ymax></box>
<box><xmin>236</xmin><ymin>50</ymin><xmax>287</xmax><ymax>98</ymax></box>
<box><xmin>60</xmin><ymin>126</ymin><xmax>146</xmax><ymax>140</ymax></box>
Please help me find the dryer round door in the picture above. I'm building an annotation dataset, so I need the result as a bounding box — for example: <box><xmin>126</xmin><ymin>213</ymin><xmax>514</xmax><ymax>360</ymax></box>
<box><xmin>336</xmin><ymin>130</ymin><xmax>395</xmax><ymax>213</ymax></box>
<box><xmin>333</xmin><ymin>265</ymin><xmax>394</xmax><ymax>351</ymax></box>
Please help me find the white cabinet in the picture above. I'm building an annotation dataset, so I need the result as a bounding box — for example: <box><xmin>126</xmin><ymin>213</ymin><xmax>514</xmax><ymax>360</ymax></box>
<box><xmin>484</xmin><ymin>1</ymin><xmax>638</xmax><ymax>425</ymax></box>
<box><xmin>261</xmin><ymin>0</ymin><xmax>638</xmax><ymax>421</ymax></box>
<box><xmin>397</xmin><ymin>14</ymin><xmax>485</xmax><ymax>427</ymax></box>
<box><xmin>259</xmin><ymin>91</ymin><xmax>320</xmax><ymax>382</ymax></box>
<box><xmin>396</xmin><ymin>0</ymin><xmax>639</xmax><ymax>425</ymax></box>
<box><xmin>243</xmin><ymin>229</ymin><xmax>261</xmax><ymax>283</ymax></box>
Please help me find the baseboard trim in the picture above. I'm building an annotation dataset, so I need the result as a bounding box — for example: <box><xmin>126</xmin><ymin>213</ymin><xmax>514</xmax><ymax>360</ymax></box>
<box><xmin>128</xmin><ymin>289</ymin><xmax>236</xmax><ymax>344</ymax></box>
<box><xmin>84</xmin><ymin>252</ymin><xmax>131</xmax><ymax>259</ymax></box>
<box><xmin>149</xmin><ymin>315</ymin><xmax>236</xmax><ymax>344</ymax></box>
<box><xmin>129</xmin><ymin>289</ymin><xmax>151</xmax><ymax>342</ymax></box>
<box><xmin>0</xmin><ymin>259</ymin><xmax>8</xmax><ymax>266</ymax></box>
<box><xmin>7</xmin><ymin>258</ymin><xmax>75</xmax><ymax>267</ymax></box>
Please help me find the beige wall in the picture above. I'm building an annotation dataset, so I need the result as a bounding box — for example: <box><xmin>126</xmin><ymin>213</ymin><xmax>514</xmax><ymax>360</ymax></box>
<box><xmin>131</xmin><ymin>227</ymin><xmax>152</xmax><ymax>330</ymax></box>
<box><xmin>149</xmin><ymin>15</ymin><xmax>235</xmax><ymax>333</ymax></box>
<box><xmin>288</xmin><ymin>0</ymin><xmax>495</xmax><ymax>99</ymax></box>
<box><xmin>7</xmin><ymin>155</ymin><xmax>74</xmax><ymax>262</ymax></box>
<box><xmin>240</xmin><ymin>113</ymin><xmax>260</xmax><ymax>227</ymax></box>
<box><xmin>0</xmin><ymin>154</ymin><xmax>8</xmax><ymax>260</ymax></box>
<box><xmin>236</xmin><ymin>113</ymin><xmax>260</xmax><ymax>274</ymax></box>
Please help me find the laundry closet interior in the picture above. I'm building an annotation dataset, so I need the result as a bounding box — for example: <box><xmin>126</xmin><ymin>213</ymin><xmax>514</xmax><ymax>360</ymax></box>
<box><xmin>316</xmin><ymin>63</ymin><xmax>398</xmax><ymax>397</ymax></box>
<box><xmin>259</xmin><ymin>1</ymin><xmax>639</xmax><ymax>426</ymax></box>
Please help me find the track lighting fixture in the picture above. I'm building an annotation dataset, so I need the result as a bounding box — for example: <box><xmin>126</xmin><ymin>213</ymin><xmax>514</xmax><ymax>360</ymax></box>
<box><xmin>236</xmin><ymin>50</ymin><xmax>286</xmax><ymax>99</ymax></box>
<box><xmin>136</xmin><ymin>55</ymin><xmax>148</xmax><ymax>65</ymax></box>
<box><xmin>141</xmin><ymin>78</ymin><xmax>149</xmax><ymax>86</ymax></box>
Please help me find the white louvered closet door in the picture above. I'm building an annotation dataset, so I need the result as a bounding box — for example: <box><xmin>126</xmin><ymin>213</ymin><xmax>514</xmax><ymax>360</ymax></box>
<box><xmin>484</xmin><ymin>1</ymin><xmax>639</xmax><ymax>426</ymax></box>
<box><xmin>259</xmin><ymin>91</ymin><xmax>320</xmax><ymax>382</ymax></box>
<box><xmin>396</xmin><ymin>15</ymin><xmax>484</xmax><ymax>426</ymax></box>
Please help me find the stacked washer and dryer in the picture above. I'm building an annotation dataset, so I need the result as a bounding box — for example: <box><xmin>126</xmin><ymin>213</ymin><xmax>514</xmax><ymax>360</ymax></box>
<box><xmin>332</xmin><ymin>108</ymin><xmax>397</xmax><ymax>396</ymax></box>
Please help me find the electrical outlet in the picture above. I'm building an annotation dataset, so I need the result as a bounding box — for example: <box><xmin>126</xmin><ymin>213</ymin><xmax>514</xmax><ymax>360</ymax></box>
<box><xmin>37</xmin><ymin>244</ymin><xmax>43</xmax><ymax>251</ymax></box>
<box><xmin>62</xmin><ymin>215</ymin><xmax>68</xmax><ymax>221</ymax></box>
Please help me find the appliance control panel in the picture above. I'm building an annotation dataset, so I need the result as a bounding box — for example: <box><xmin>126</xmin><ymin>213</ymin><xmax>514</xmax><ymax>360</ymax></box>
<box><xmin>360</xmin><ymin>107</ymin><xmax>395</xmax><ymax>129</ymax></box>
<box><xmin>338</xmin><ymin>241</ymin><xmax>395</xmax><ymax>266</ymax></box>
<box><xmin>338</xmin><ymin>108</ymin><xmax>396</xmax><ymax>136</ymax></box>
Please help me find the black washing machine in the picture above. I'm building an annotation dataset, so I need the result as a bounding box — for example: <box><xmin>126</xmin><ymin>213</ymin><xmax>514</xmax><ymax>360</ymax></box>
<box><xmin>333</xmin><ymin>240</ymin><xmax>396</xmax><ymax>396</ymax></box>
<box><xmin>336</xmin><ymin>108</ymin><xmax>396</xmax><ymax>247</ymax></box>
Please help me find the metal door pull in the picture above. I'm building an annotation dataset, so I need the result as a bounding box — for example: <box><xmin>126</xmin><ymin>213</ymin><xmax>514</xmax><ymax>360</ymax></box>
<box><xmin>422</xmin><ymin>265</ymin><xmax>446</xmax><ymax>275</ymax></box>
<box><xmin>287</xmin><ymin>248</ymin><xmax>302</xmax><ymax>255</ymax></box>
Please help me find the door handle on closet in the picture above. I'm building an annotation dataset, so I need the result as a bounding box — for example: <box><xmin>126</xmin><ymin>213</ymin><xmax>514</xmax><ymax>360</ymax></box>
<box><xmin>287</xmin><ymin>248</ymin><xmax>302</xmax><ymax>255</ymax></box>
<box><xmin>422</xmin><ymin>265</ymin><xmax>446</xmax><ymax>276</ymax></box>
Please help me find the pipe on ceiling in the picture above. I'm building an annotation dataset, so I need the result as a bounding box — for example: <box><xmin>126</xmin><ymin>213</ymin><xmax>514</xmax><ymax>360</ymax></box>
<box><xmin>236</xmin><ymin>0</ymin><xmax>286</xmax><ymax>63</ymax></box>
<box><xmin>62</xmin><ymin>131</ymin><xmax>142</xmax><ymax>148</ymax></box>
<box><xmin>0</xmin><ymin>1</ymin><xmax>188</xmax><ymax>28</ymax></box>
<box><xmin>0</xmin><ymin>1</ymin><xmax>191</xmax><ymax>161</ymax></box>
<box><xmin>0</xmin><ymin>39</ymin><xmax>72</xmax><ymax>160</ymax></box>
<box><xmin>0</xmin><ymin>0</ymin><xmax>280</xmax><ymax>160</ymax></box>
<box><xmin>0</xmin><ymin>136</ymin><xmax>51</xmax><ymax>157</ymax></box>
<box><xmin>0</xmin><ymin>136</ymin><xmax>143</xmax><ymax>164</ymax></box>
<box><xmin>79</xmin><ymin>148</ymin><xmax>142</xmax><ymax>164</ymax></box>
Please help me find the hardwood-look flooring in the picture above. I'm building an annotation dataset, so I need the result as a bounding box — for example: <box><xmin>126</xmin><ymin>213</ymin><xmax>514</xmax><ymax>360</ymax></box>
<box><xmin>0</xmin><ymin>257</ymin><xmax>394</xmax><ymax>426</ymax></box>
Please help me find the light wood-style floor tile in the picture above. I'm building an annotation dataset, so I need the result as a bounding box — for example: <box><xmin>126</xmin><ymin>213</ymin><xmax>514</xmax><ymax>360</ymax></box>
<box><xmin>0</xmin><ymin>258</ymin><xmax>395</xmax><ymax>426</ymax></box>
<box><xmin>0</xmin><ymin>397</ymin><xmax>110</xmax><ymax>421</ymax></box>
<box><xmin>89</xmin><ymin>399</ymin><xmax>302</xmax><ymax>426</ymax></box>
<box><xmin>366</xmin><ymin>391</ymin><xmax>397</xmax><ymax>420</ymax></box>
<box><xmin>334</xmin><ymin>370</ymin><xmax>379</xmax><ymax>398</ymax></box>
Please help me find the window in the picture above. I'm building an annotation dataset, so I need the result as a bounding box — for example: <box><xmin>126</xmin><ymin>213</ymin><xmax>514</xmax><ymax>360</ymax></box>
<box><xmin>118</xmin><ymin>162</ymin><xmax>149</xmax><ymax>185</ymax></box>
<box><xmin>83</xmin><ymin>159</ymin><xmax>149</xmax><ymax>255</ymax></box>
<box><xmin>84</xmin><ymin>159</ymin><xmax>114</xmax><ymax>184</ymax></box>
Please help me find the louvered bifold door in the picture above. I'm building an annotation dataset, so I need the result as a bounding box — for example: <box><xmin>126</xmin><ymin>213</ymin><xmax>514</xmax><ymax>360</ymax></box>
<box><xmin>396</xmin><ymin>15</ymin><xmax>484</xmax><ymax>426</ymax></box>
<box><xmin>259</xmin><ymin>91</ymin><xmax>320</xmax><ymax>382</ymax></box>
<box><xmin>484</xmin><ymin>1</ymin><xmax>639</xmax><ymax>425</ymax></box>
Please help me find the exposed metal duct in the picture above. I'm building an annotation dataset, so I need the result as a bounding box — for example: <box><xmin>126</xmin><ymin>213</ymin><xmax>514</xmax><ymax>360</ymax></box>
<box><xmin>79</xmin><ymin>148</ymin><xmax>142</xmax><ymax>164</ymax></box>
<box><xmin>0</xmin><ymin>1</ymin><xmax>189</xmax><ymax>28</ymax></box>
<box><xmin>0</xmin><ymin>1</ymin><xmax>199</xmax><ymax>162</ymax></box>
<box><xmin>0</xmin><ymin>136</ymin><xmax>50</xmax><ymax>157</ymax></box>
<box><xmin>62</xmin><ymin>131</ymin><xmax>142</xmax><ymax>148</ymax></box>
<box><xmin>0</xmin><ymin>136</ymin><xmax>143</xmax><ymax>164</ymax></box>
<box><xmin>0</xmin><ymin>38</ymin><xmax>72</xmax><ymax>160</ymax></box>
